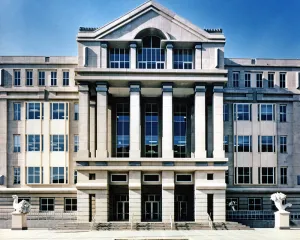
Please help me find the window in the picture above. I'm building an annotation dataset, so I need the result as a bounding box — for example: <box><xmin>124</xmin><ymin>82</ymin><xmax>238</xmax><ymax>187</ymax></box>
<box><xmin>248</xmin><ymin>198</ymin><xmax>262</xmax><ymax>210</ymax></box>
<box><xmin>111</xmin><ymin>174</ymin><xmax>127</xmax><ymax>182</ymax></box>
<box><xmin>226</xmin><ymin>198</ymin><xmax>239</xmax><ymax>211</ymax></box>
<box><xmin>297</xmin><ymin>176</ymin><xmax>300</xmax><ymax>185</ymax></box>
<box><xmin>26</xmin><ymin>70</ymin><xmax>33</xmax><ymax>86</ymax></box>
<box><xmin>256</xmin><ymin>73</ymin><xmax>263</xmax><ymax>88</ymax></box>
<box><xmin>145</xmin><ymin>103</ymin><xmax>158</xmax><ymax>158</ymax></box>
<box><xmin>116</xmin><ymin>103</ymin><xmax>129</xmax><ymax>157</ymax></box>
<box><xmin>232</xmin><ymin>72</ymin><xmax>239</xmax><ymax>87</ymax></box>
<box><xmin>50</xmin><ymin>167</ymin><xmax>65</xmax><ymax>183</ymax></box>
<box><xmin>74</xmin><ymin>135</ymin><xmax>79</xmax><ymax>152</ymax></box>
<box><xmin>280</xmin><ymin>167</ymin><xmax>287</xmax><ymax>185</ymax></box>
<box><xmin>234</xmin><ymin>136</ymin><xmax>252</xmax><ymax>152</ymax></box>
<box><xmin>40</xmin><ymin>198</ymin><xmax>54</xmax><ymax>211</ymax></box>
<box><xmin>65</xmin><ymin>198</ymin><xmax>77</xmax><ymax>212</ymax></box>
<box><xmin>38</xmin><ymin>71</ymin><xmax>45</xmax><ymax>86</ymax></box>
<box><xmin>234</xmin><ymin>103</ymin><xmax>251</xmax><ymax>121</ymax></box>
<box><xmin>50</xmin><ymin>103</ymin><xmax>67</xmax><ymax>119</ymax></box>
<box><xmin>13</xmin><ymin>135</ymin><xmax>21</xmax><ymax>152</ymax></box>
<box><xmin>280</xmin><ymin>72</ymin><xmax>286</xmax><ymax>88</ymax></box>
<box><xmin>235</xmin><ymin>167</ymin><xmax>252</xmax><ymax>184</ymax></box>
<box><xmin>26</xmin><ymin>135</ymin><xmax>42</xmax><ymax>151</ymax></box>
<box><xmin>174</xmin><ymin>104</ymin><xmax>187</xmax><ymax>158</ymax></box>
<box><xmin>50</xmin><ymin>135</ymin><xmax>65</xmax><ymax>151</ymax></box>
<box><xmin>14</xmin><ymin>70</ymin><xmax>21</xmax><ymax>86</ymax></box>
<box><xmin>109</xmin><ymin>48</ymin><xmax>130</xmax><ymax>68</ymax></box>
<box><xmin>224</xmin><ymin>135</ymin><xmax>229</xmax><ymax>153</ymax></box>
<box><xmin>13</xmin><ymin>103</ymin><xmax>21</xmax><ymax>120</ymax></box>
<box><xmin>258</xmin><ymin>104</ymin><xmax>275</xmax><ymax>121</ymax></box>
<box><xmin>223</xmin><ymin>104</ymin><xmax>229</xmax><ymax>121</ymax></box>
<box><xmin>173</xmin><ymin>49</ymin><xmax>193</xmax><ymax>69</ymax></box>
<box><xmin>176</xmin><ymin>174</ymin><xmax>192</xmax><ymax>182</ymax></box>
<box><xmin>27</xmin><ymin>167</ymin><xmax>41</xmax><ymax>184</ymax></box>
<box><xmin>258</xmin><ymin>136</ymin><xmax>275</xmax><ymax>152</ymax></box>
<box><xmin>225</xmin><ymin>170</ymin><xmax>229</xmax><ymax>184</ymax></box>
<box><xmin>143</xmin><ymin>174</ymin><xmax>160</xmax><ymax>182</ymax></box>
<box><xmin>51</xmin><ymin>71</ymin><xmax>57</xmax><ymax>86</ymax></box>
<box><xmin>63</xmin><ymin>71</ymin><xmax>69</xmax><ymax>86</ymax></box>
<box><xmin>207</xmin><ymin>173</ymin><xmax>214</xmax><ymax>180</ymax></box>
<box><xmin>74</xmin><ymin>103</ymin><xmax>79</xmax><ymax>120</ymax></box>
<box><xmin>279</xmin><ymin>104</ymin><xmax>287</xmax><ymax>122</ymax></box>
<box><xmin>26</xmin><ymin>102</ymin><xmax>43</xmax><ymax>119</ymax></box>
<box><xmin>13</xmin><ymin>167</ymin><xmax>20</xmax><ymax>184</ymax></box>
<box><xmin>268</xmin><ymin>73</ymin><xmax>274</xmax><ymax>88</ymax></box>
<box><xmin>244</xmin><ymin>72</ymin><xmax>251</xmax><ymax>88</ymax></box>
<box><xmin>138</xmin><ymin>36</ymin><xmax>165</xmax><ymax>69</ymax></box>
<box><xmin>74</xmin><ymin>170</ymin><xmax>77</xmax><ymax>184</ymax></box>
<box><xmin>280</xmin><ymin>136</ymin><xmax>287</xmax><ymax>153</ymax></box>
<box><xmin>261</xmin><ymin>167</ymin><xmax>276</xmax><ymax>184</ymax></box>
<box><xmin>89</xmin><ymin>173</ymin><xmax>96</xmax><ymax>180</ymax></box>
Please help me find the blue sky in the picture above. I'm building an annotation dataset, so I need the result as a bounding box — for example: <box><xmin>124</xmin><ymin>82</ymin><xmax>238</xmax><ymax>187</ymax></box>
<box><xmin>0</xmin><ymin>0</ymin><xmax>300</xmax><ymax>58</ymax></box>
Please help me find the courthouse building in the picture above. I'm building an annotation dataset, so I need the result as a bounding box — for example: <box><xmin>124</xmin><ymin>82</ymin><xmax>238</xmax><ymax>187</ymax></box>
<box><xmin>0</xmin><ymin>0</ymin><xmax>300</xmax><ymax>223</ymax></box>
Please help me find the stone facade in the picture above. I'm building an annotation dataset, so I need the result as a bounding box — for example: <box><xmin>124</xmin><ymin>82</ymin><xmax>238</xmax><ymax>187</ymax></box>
<box><xmin>0</xmin><ymin>0</ymin><xmax>300</xmax><ymax>225</ymax></box>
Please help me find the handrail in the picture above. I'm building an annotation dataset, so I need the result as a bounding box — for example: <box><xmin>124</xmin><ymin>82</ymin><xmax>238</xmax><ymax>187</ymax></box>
<box><xmin>130</xmin><ymin>213</ymin><xmax>134</xmax><ymax>230</ymax></box>
<box><xmin>207</xmin><ymin>213</ymin><xmax>213</xmax><ymax>230</ymax></box>
<box><xmin>170</xmin><ymin>214</ymin><xmax>173</xmax><ymax>230</ymax></box>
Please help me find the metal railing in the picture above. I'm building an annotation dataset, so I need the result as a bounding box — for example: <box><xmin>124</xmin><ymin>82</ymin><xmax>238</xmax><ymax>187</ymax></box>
<box><xmin>207</xmin><ymin>213</ymin><xmax>213</xmax><ymax>230</ymax></box>
<box><xmin>130</xmin><ymin>213</ymin><xmax>134</xmax><ymax>230</ymax></box>
<box><xmin>226</xmin><ymin>210</ymin><xmax>300</xmax><ymax>221</ymax></box>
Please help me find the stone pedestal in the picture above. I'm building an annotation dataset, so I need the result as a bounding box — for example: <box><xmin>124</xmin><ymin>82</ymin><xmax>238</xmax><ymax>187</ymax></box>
<box><xmin>11</xmin><ymin>212</ymin><xmax>27</xmax><ymax>230</ymax></box>
<box><xmin>274</xmin><ymin>211</ymin><xmax>290</xmax><ymax>229</ymax></box>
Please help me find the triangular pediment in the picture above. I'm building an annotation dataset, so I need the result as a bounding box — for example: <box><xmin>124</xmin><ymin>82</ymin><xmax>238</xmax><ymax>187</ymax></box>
<box><xmin>78</xmin><ymin>1</ymin><xmax>225</xmax><ymax>42</ymax></box>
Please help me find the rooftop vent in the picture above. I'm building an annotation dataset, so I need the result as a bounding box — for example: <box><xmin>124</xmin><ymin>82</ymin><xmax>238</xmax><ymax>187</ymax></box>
<box><xmin>204</xmin><ymin>28</ymin><xmax>223</xmax><ymax>33</ymax></box>
<box><xmin>251</xmin><ymin>59</ymin><xmax>256</xmax><ymax>65</ymax></box>
<box><xmin>79</xmin><ymin>27</ymin><xmax>97</xmax><ymax>32</ymax></box>
<box><xmin>45</xmin><ymin>57</ymin><xmax>50</xmax><ymax>63</ymax></box>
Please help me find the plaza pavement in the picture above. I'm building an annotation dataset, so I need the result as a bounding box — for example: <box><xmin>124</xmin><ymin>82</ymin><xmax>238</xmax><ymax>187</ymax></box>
<box><xmin>0</xmin><ymin>229</ymin><xmax>300</xmax><ymax>240</ymax></box>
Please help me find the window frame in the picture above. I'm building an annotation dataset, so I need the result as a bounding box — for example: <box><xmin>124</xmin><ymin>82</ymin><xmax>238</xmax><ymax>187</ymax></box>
<box><xmin>235</xmin><ymin>167</ymin><xmax>252</xmax><ymax>184</ymax></box>
<box><xmin>280</xmin><ymin>167</ymin><xmax>287</xmax><ymax>185</ymax></box>
<box><xmin>223</xmin><ymin>104</ymin><xmax>229</xmax><ymax>121</ymax></box>
<box><xmin>143</xmin><ymin>174</ymin><xmax>160</xmax><ymax>182</ymax></box>
<box><xmin>224</xmin><ymin>135</ymin><xmax>229</xmax><ymax>153</ymax></box>
<box><xmin>244</xmin><ymin>72</ymin><xmax>251</xmax><ymax>88</ymax></box>
<box><xmin>26</xmin><ymin>70</ymin><xmax>33</xmax><ymax>86</ymax></box>
<box><xmin>279</xmin><ymin>104</ymin><xmax>287</xmax><ymax>122</ymax></box>
<box><xmin>13</xmin><ymin>102</ymin><xmax>21</xmax><ymax>121</ymax></box>
<box><xmin>26</xmin><ymin>102</ymin><xmax>43</xmax><ymax>120</ymax></box>
<box><xmin>259</xmin><ymin>135</ymin><xmax>275</xmax><ymax>152</ymax></box>
<box><xmin>50</xmin><ymin>167</ymin><xmax>65</xmax><ymax>184</ymax></box>
<box><xmin>226</xmin><ymin>197</ymin><xmax>239</xmax><ymax>211</ymax></box>
<box><xmin>50</xmin><ymin>135</ymin><xmax>65</xmax><ymax>152</ymax></box>
<box><xmin>63</xmin><ymin>71</ymin><xmax>69</xmax><ymax>86</ymax></box>
<box><xmin>40</xmin><ymin>198</ymin><xmax>55</xmax><ymax>212</ymax></box>
<box><xmin>280</xmin><ymin>72</ymin><xmax>286</xmax><ymax>88</ymax></box>
<box><xmin>50</xmin><ymin>102</ymin><xmax>67</xmax><ymax>120</ymax></box>
<box><xmin>38</xmin><ymin>71</ymin><xmax>45</xmax><ymax>86</ymax></box>
<box><xmin>14</xmin><ymin>70</ymin><xmax>21</xmax><ymax>86</ymax></box>
<box><xmin>258</xmin><ymin>104</ymin><xmax>275</xmax><ymax>121</ymax></box>
<box><xmin>74</xmin><ymin>134</ymin><xmax>79</xmax><ymax>152</ymax></box>
<box><xmin>248</xmin><ymin>198</ymin><xmax>262</xmax><ymax>210</ymax></box>
<box><xmin>111</xmin><ymin>174</ymin><xmax>128</xmax><ymax>183</ymax></box>
<box><xmin>109</xmin><ymin>48</ymin><xmax>130</xmax><ymax>69</ymax></box>
<box><xmin>173</xmin><ymin>49</ymin><xmax>193</xmax><ymax>69</ymax></box>
<box><xmin>234</xmin><ymin>135</ymin><xmax>252</xmax><ymax>152</ymax></box>
<box><xmin>175</xmin><ymin>174</ymin><xmax>192</xmax><ymax>183</ymax></box>
<box><xmin>26</xmin><ymin>134</ymin><xmax>42</xmax><ymax>152</ymax></box>
<box><xmin>13</xmin><ymin>167</ymin><xmax>20</xmax><ymax>185</ymax></box>
<box><xmin>64</xmin><ymin>198</ymin><xmax>77</xmax><ymax>212</ymax></box>
<box><xmin>13</xmin><ymin>134</ymin><xmax>21</xmax><ymax>153</ymax></box>
<box><xmin>232</xmin><ymin>71</ymin><xmax>239</xmax><ymax>88</ymax></box>
<box><xmin>256</xmin><ymin>73</ymin><xmax>263</xmax><ymax>88</ymax></box>
<box><xmin>279</xmin><ymin>135</ymin><xmax>287</xmax><ymax>154</ymax></box>
<box><xmin>233</xmin><ymin>103</ymin><xmax>251</xmax><ymax>121</ymax></box>
<box><xmin>260</xmin><ymin>167</ymin><xmax>276</xmax><ymax>184</ymax></box>
<box><xmin>50</xmin><ymin>71</ymin><xmax>57</xmax><ymax>86</ymax></box>
<box><xmin>74</xmin><ymin>103</ymin><xmax>79</xmax><ymax>120</ymax></box>
<box><xmin>267</xmin><ymin>72</ymin><xmax>274</xmax><ymax>88</ymax></box>
<box><xmin>27</xmin><ymin>167</ymin><xmax>41</xmax><ymax>184</ymax></box>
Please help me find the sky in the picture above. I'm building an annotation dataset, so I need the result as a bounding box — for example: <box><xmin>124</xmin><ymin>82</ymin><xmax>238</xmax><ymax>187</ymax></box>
<box><xmin>0</xmin><ymin>0</ymin><xmax>300</xmax><ymax>59</ymax></box>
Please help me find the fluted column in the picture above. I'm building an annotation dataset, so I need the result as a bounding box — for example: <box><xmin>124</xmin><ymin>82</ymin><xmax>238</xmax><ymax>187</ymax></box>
<box><xmin>129</xmin><ymin>83</ymin><xmax>141</xmax><ymax>158</ymax></box>
<box><xmin>194</xmin><ymin>85</ymin><xmax>206</xmax><ymax>158</ymax></box>
<box><xmin>100</xmin><ymin>43</ymin><xmax>108</xmax><ymax>68</ymax></box>
<box><xmin>166</xmin><ymin>43</ymin><xmax>173</xmax><ymax>69</ymax></box>
<box><xmin>130</xmin><ymin>43</ymin><xmax>137</xmax><ymax>69</ymax></box>
<box><xmin>96</xmin><ymin>82</ymin><xmax>108</xmax><ymax>158</ymax></box>
<box><xmin>162</xmin><ymin>83</ymin><xmax>173</xmax><ymax>158</ymax></box>
<box><xmin>78</xmin><ymin>84</ymin><xmax>90</xmax><ymax>158</ymax></box>
<box><xmin>213</xmin><ymin>86</ymin><xmax>225</xmax><ymax>158</ymax></box>
<box><xmin>195</xmin><ymin>44</ymin><xmax>202</xmax><ymax>70</ymax></box>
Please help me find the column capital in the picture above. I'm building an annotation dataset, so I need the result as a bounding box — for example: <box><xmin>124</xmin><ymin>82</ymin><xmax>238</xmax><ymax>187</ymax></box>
<box><xmin>195</xmin><ymin>44</ymin><xmax>202</xmax><ymax>49</ymax></box>
<box><xmin>78</xmin><ymin>84</ymin><xmax>89</xmax><ymax>92</ymax></box>
<box><xmin>162</xmin><ymin>83</ymin><xmax>173</xmax><ymax>92</ymax></box>
<box><xmin>213</xmin><ymin>85</ymin><xmax>224</xmax><ymax>93</ymax></box>
<box><xmin>129</xmin><ymin>82</ymin><xmax>141</xmax><ymax>92</ymax></box>
<box><xmin>96</xmin><ymin>82</ymin><xmax>108</xmax><ymax>92</ymax></box>
<box><xmin>100</xmin><ymin>42</ymin><xmax>108</xmax><ymax>48</ymax></box>
<box><xmin>194</xmin><ymin>85</ymin><xmax>206</xmax><ymax>93</ymax></box>
<box><xmin>130</xmin><ymin>43</ymin><xmax>137</xmax><ymax>48</ymax></box>
<box><xmin>166</xmin><ymin>43</ymin><xmax>173</xmax><ymax>49</ymax></box>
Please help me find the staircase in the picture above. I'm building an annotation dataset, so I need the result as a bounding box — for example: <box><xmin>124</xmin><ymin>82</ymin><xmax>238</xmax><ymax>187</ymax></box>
<box><xmin>51</xmin><ymin>221</ymin><xmax>252</xmax><ymax>231</ymax></box>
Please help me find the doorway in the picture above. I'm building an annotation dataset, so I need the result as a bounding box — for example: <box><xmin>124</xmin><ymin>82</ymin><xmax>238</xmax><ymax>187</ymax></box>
<box><xmin>109</xmin><ymin>185</ymin><xmax>129</xmax><ymax>221</ymax></box>
<box><xmin>207</xmin><ymin>194</ymin><xmax>214</xmax><ymax>221</ymax></box>
<box><xmin>142</xmin><ymin>185</ymin><xmax>162</xmax><ymax>222</ymax></box>
<box><xmin>174</xmin><ymin>185</ymin><xmax>194</xmax><ymax>221</ymax></box>
<box><xmin>89</xmin><ymin>194</ymin><xmax>96</xmax><ymax>222</ymax></box>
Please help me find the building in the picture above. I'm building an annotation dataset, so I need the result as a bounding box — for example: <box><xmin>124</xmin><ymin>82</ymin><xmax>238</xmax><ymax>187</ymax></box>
<box><xmin>0</xmin><ymin>0</ymin><xmax>299</xmax><ymax>225</ymax></box>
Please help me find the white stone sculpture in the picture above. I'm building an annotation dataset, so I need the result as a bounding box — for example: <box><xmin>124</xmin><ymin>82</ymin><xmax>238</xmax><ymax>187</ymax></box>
<box><xmin>12</xmin><ymin>195</ymin><xmax>31</xmax><ymax>214</ymax></box>
<box><xmin>228</xmin><ymin>201</ymin><xmax>237</xmax><ymax>211</ymax></box>
<box><xmin>270</xmin><ymin>192</ymin><xmax>292</xmax><ymax>212</ymax></box>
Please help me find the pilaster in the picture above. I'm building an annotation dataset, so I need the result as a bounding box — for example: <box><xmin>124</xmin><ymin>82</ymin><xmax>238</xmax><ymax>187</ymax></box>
<box><xmin>162</xmin><ymin>83</ymin><xmax>173</xmax><ymax>158</ymax></box>
<box><xmin>194</xmin><ymin>171</ymin><xmax>207</xmax><ymax>222</ymax></box>
<box><xmin>129</xmin><ymin>83</ymin><xmax>141</xmax><ymax>158</ymax></box>
<box><xmin>194</xmin><ymin>85</ymin><xmax>206</xmax><ymax>158</ymax></box>
<box><xmin>96</xmin><ymin>82</ymin><xmax>108</xmax><ymax>158</ymax></box>
<box><xmin>166</xmin><ymin>44</ymin><xmax>173</xmax><ymax>70</ymax></box>
<box><xmin>129</xmin><ymin>171</ymin><xmax>141</xmax><ymax>222</ymax></box>
<box><xmin>90</xmin><ymin>101</ymin><xmax>96</xmax><ymax>158</ymax></box>
<box><xmin>195</xmin><ymin>44</ymin><xmax>202</xmax><ymax>70</ymax></box>
<box><xmin>130</xmin><ymin>43</ymin><xmax>137</xmax><ymax>69</ymax></box>
<box><xmin>162</xmin><ymin>171</ymin><xmax>174</xmax><ymax>222</ymax></box>
<box><xmin>100</xmin><ymin>43</ymin><xmax>108</xmax><ymax>69</ymax></box>
<box><xmin>213</xmin><ymin>86</ymin><xmax>225</xmax><ymax>158</ymax></box>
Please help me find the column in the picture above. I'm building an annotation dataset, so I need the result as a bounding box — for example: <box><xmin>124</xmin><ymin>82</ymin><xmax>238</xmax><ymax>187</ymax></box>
<box><xmin>100</xmin><ymin>43</ymin><xmax>108</xmax><ymax>68</ymax></box>
<box><xmin>213</xmin><ymin>86</ymin><xmax>225</xmax><ymax>158</ymax></box>
<box><xmin>194</xmin><ymin>171</ymin><xmax>207</xmax><ymax>222</ymax></box>
<box><xmin>162</xmin><ymin>83</ymin><xmax>173</xmax><ymax>158</ymax></box>
<box><xmin>78</xmin><ymin>84</ymin><xmax>90</xmax><ymax>158</ymax></box>
<box><xmin>90</xmin><ymin>101</ymin><xmax>96</xmax><ymax>158</ymax></box>
<box><xmin>129</xmin><ymin>83</ymin><xmax>141</xmax><ymax>158</ymax></box>
<box><xmin>77</xmin><ymin>190</ymin><xmax>89</xmax><ymax>222</ymax></box>
<box><xmin>213</xmin><ymin>190</ymin><xmax>226</xmax><ymax>222</ymax></box>
<box><xmin>195</xmin><ymin>44</ymin><xmax>202</xmax><ymax>70</ymax></box>
<box><xmin>194</xmin><ymin>85</ymin><xmax>206</xmax><ymax>158</ymax></box>
<box><xmin>130</xmin><ymin>43</ymin><xmax>137</xmax><ymax>69</ymax></box>
<box><xmin>129</xmin><ymin>171</ymin><xmax>141</xmax><ymax>222</ymax></box>
<box><xmin>96</xmin><ymin>82</ymin><xmax>108</xmax><ymax>158</ymax></box>
<box><xmin>166</xmin><ymin>43</ymin><xmax>173</xmax><ymax>69</ymax></box>
<box><xmin>162</xmin><ymin>171</ymin><xmax>174</xmax><ymax>222</ymax></box>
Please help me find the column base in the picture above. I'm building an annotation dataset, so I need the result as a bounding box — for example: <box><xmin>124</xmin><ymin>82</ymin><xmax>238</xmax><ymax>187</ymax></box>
<box><xmin>274</xmin><ymin>211</ymin><xmax>290</xmax><ymax>229</ymax></box>
<box><xmin>11</xmin><ymin>213</ymin><xmax>27</xmax><ymax>230</ymax></box>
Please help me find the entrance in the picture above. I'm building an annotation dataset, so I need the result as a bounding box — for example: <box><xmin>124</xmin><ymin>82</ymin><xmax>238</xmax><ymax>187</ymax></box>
<box><xmin>89</xmin><ymin>194</ymin><xmax>96</xmax><ymax>222</ymax></box>
<box><xmin>116</xmin><ymin>195</ymin><xmax>129</xmax><ymax>221</ymax></box>
<box><xmin>174</xmin><ymin>185</ymin><xmax>194</xmax><ymax>221</ymax></box>
<box><xmin>175</xmin><ymin>195</ymin><xmax>188</xmax><ymax>221</ymax></box>
<box><xmin>207</xmin><ymin>194</ymin><xmax>214</xmax><ymax>221</ymax></box>
<box><xmin>144</xmin><ymin>195</ymin><xmax>160</xmax><ymax>221</ymax></box>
